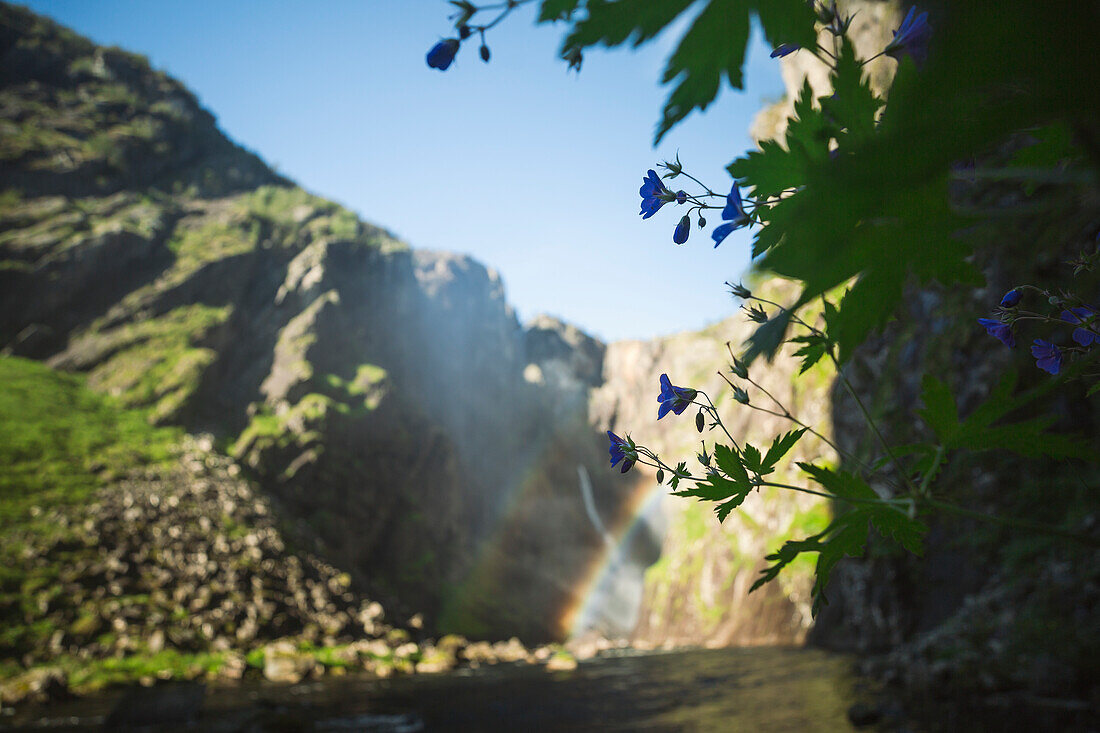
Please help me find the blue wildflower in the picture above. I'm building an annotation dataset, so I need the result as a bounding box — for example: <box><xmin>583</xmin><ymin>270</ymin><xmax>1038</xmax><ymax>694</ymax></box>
<box><xmin>770</xmin><ymin>44</ymin><xmax>800</xmax><ymax>58</ymax></box>
<box><xmin>657</xmin><ymin>374</ymin><xmax>698</xmax><ymax>420</ymax></box>
<box><xmin>1031</xmin><ymin>339</ymin><xmax>1063</xmax><ymax>375</ymax></box>
<box><xmin>1061</xmin><ymin>307</ymin><xmax>1099</xmax><ymax>347</ymax></box>
<box><xmin>673</xmin><ymin>215</ymin><xmax>691</xmax><ymax>244</ymax></box>
<box><xmin>978</xmin><ymin>318</ymin><xmax>1015</xmax><ymax>348</ymax></box>
<box><xmin>884</xmin><ymin>7</ymin><xmax>932</xmax><ymax>67</ymax></box>
<box><xmin>639</xmin><ymin>169</ymin><xmax>675</xmax><ymax>219</ymax></box>
<box><xmin>999</xmin><ymin>288</ymin><xmax>1023</xmax><ymax>308</ymax></box>
<box><xmin>711</xmin><ymin>182</ymin><xmax>751</xmax><ymax>248</ymax></box>
<box><xmin>607</xmin><ymin>431</ymin><xmax>636</xmax><ymax>473</ymax></box>
<box><xmin>427</xmin><ymin>39</ymin><xmax>461</xmax><ymax>70</ymax></box>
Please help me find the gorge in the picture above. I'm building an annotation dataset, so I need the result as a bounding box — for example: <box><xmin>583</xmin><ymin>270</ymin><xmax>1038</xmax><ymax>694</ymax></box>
<box><xmin>2</xmin><ymin>2</ymin><xmax>1098</xmax><ymax>730</ymax></box>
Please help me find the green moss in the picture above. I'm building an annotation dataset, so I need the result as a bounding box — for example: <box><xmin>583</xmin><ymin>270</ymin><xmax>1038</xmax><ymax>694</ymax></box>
<box><xmin>85</xmin><ymin>304</ymin><xmax>230</xmax><ymax>422</ymax></box>
<box><xmin>0</xmin><ymin>357</ymin><xmax>180</xmax><ymax>528</ymax></box>
<box><xmin>322</xmin><ymin>364</ymin><xmax>388</xmax><ymax>410</ymax></box>
<box><xmin>63</xmin><ymin>650</ymin><xmax>225</xmax><ymax>693</ymax></box>
<box><xmin>166</xmin><ymin>216</ymin><xmax>260</xmax><ymax>275</ymax></box>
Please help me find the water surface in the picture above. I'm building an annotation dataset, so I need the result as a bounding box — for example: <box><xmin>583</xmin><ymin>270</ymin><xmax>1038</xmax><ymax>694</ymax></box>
<box><xmin>3</xmin><ymin>647</ymin><xmax>863</xmax><ymax>731</ymax></box>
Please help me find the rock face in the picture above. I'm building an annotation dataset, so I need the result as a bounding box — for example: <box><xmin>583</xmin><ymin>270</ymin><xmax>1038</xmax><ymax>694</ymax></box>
<box><xmin>0</xmin><ymin>4</ymin><xmax>629</xmax><ymax>643</ymax></box>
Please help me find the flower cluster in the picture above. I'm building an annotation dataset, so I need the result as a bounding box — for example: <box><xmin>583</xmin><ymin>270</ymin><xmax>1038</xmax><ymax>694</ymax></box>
<box><xmin>977</xmin><ymin>287</ymin><xmax>1099</xmax><ymax>376</ymax></box>
<box><xmin>637</xmin><ymin>166</ymin><xmax>752</xmax><ymax>248</ymax></box>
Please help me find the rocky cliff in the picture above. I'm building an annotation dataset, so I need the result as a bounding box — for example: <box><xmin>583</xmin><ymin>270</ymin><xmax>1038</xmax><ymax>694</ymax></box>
<box><xmin>0</xmin><ymin>2</ymin><xmax>632</xmax><ymax>647</ymax></box>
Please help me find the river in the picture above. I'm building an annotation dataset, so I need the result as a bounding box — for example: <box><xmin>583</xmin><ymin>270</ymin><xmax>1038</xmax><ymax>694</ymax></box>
<box><xmin>1</xmin><ymin>647</ymin><xmax>867</xmax><ymax>731</ymax></box>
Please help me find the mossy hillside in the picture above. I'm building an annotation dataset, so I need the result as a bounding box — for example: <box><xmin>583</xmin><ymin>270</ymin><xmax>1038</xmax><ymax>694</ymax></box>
<box><xmin>0</xmin><ymin>356</ymin><xmax>179</xmax><ymax>528</ymax></box>
<box><xmin>0</xmin><ymin>357</ymin><xmax>179</xmax><ymax>660</ymax></box>
<box><xmin>0</xmin><ymin>357</ymin><xmax>445</xmax><ymax>695</ymax></box>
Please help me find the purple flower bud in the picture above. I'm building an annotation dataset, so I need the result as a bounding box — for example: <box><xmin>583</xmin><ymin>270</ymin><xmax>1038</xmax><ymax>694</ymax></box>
<box><xmin>479</xmin><ymin>44</ymin><xmax>491</xmax><ymax>62</ymax></box>
<box><xmin>673</xmin><ymin>215</ymin><xmax>691</xmax><ymax>244</ymax></box>
<box><xmin>999</xmin><ymin>288</ymin><xmax>1023</xmax><ymax>308</ymax></box>
<box><xmin>675</xmin><ymin>190</ymin><xmax>687</xmax><ymax>205</ymax></box>
<box><xmin>770</xmin><ymin>44</ymin><xmax>800</xmax><ymax>58</ymax></box>
<box><xmin>427</xmin><ymin>39</ymin><xmax>461</xmax><ymax>70</ymax></box>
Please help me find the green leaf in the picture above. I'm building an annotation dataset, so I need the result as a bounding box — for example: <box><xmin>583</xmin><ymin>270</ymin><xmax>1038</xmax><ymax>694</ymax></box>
<box><xmin>740</xmin><ymin>443</ymin><xmax>764</xmax><ymax>474</ymax></box>
<box><xmin>716</xmin><ymin>496</ymin><xmax>746</xmax><ymax>522</ymax></box>
<box><xmin>728</xmin><ymin>81</ymin><xmax>829</xmax><ymax>200</ymax></box>
<box><xmin>918</xmin><ymin>371</ymin><xmax>1090</xmax><ymax>459</ymax></box>
<box><xmin>819</xmin><ymin>36</ymin><xmax>883</xmax><ymax>146</ymax></box>
<box><xmin>918</xmin><ymin>374</ymin><xmax>960</xmax><ymax>444</ymax></box>
<box><xmin>654</xmin><ymin>0</ymin><xmax>817</xmax><ymax>143</ymax></box>
<box><xmin>869</xmin><ymin>505</ymin><xmax>927</xmax><ymax>555</ymax></box>
<box><xmin>1088</xmin><ymin>381</ymin><xmax>1100</xmax><ymax>397</ymax></box>
<box><xmin>761</xmin><ymin>428</ymin><xmax>806</xmax><ymax>471</ymax></box>
<box><xmin>797</xmin><ymin>462</ymin><xmax>878</xmax><ymax>501</ymax></box>
<box><xmin>655</xmin><ymin>0</ymin><xmax>750</xmax><ymax>143</ymax></box>
<box><xmin>741</xmin><ymin>308</ymin><xmax>792</xmax><ymax>365</ymax></box>
<box><xmin>538</xmin><ymin>0</ymin><xmax>583</xmax><ymax>22</ymax></box>
<box><xmin>809</xmin><ymin>510</ymin><xmax>869</xmax><ymax>615</ymax></box>
<box><xmin>672</xmin><ymin>472</ymin><xmax>733</xmax><ymax>500</ymax></box>
<box><xmin>560</xmin><ymin>0</ymin><xmax>695</xmax><ymax>50</ymax></box>
<box><xmin>750</xmin><ymin>533</ymin><xmax>824</xmax><ymax>593</ymax></box>
<box><xmin>712</xmin><ymin>443</ymin><xmax>750</xmax><ymax>486</ymax></box>
<box><xmin>790</xmin><ymin>334</ymin><xmax>826</xmax><ymax>374</ymax></box>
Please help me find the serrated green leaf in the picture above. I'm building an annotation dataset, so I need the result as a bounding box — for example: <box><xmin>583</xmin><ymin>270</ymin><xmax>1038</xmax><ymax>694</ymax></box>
<box><xmin>869</xmin><ymin>505</ymin><xmax>927</xmax><ymax>555</ymax></box>
<box><xmin>560</xmin><ymin>0</ymin><xmax>695</xmax><ymax>50</ymax></box>
<box><xmin>538</xmin><ymin>0</ymin><xmax>583</xmax><ymax>22</ymax></box>
<box><xmin>712</xmin><ymin>443</ymin><xmax>750</xmax><ymax>486</ymax></box>
<box><xmin>671</xmin><ymin>472</ymin><xmax>738</xmax><ymax>501</ymax></box>
<box><xmin>798</xmin><ymin>462</ymin><xmax>878</xmax><ymax>501</ymax></box>
<box><xmin>791</xmin><ymin>335</ymin><xmax>826</xmax><ymax>374</ymax></box>
<box><xmin>654</xmin><ymin>0</ymin><xmax>817</xmax><ymax>142</ymax></box>
<box><xmin>716</xmin><ymin>496</ymin><xmax>746</xmax><ymax>522</ymax></box>
<box><xmin>762</xmin><ymin>428</ymin><xmax>806</xmax><ymax>471</ymax></box>
<box><xmin>742</xmin><ymin>308</ymin><xmax>792</xmax><ymax>365</ymax></box>
<box><xmin>740</xmin><ymin>443</ymin><xmax>764</xmax><ymax>474</ymax></box>
<box><xmin>655</xmin><ymin>0</ymin><xmax>750</xmax><ymax>143</ymax></box>
<box><xmin>728</xmin><ymin>81</ymin><xmax>828</xmax><ymax>200</ymax></box>
<box><xmin>820</xmin><ymin>36</ymin><xmax>882</xmax><ymax>146</ymax></box>
<box><xmin>750</xmin><ymin>534</ymin><xmax>824</xmax><ymax>593</ymax></box>
<box><xmin>918</xmin><ymin>374</ymin><xmax>960</xmax><ymax>444</ymax></box>
<box><xmin>810</xmin><ymin>510</ymin><xmax>870</xmax><ymax>616</ymax></box>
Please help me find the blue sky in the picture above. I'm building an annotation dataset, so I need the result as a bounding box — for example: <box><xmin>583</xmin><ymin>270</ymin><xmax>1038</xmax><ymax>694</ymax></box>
<box><xmin>22</xmin><ymin>1</ymin><xmax>785</xmax><ymax>342</ymax></box>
